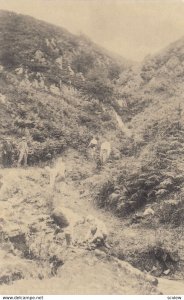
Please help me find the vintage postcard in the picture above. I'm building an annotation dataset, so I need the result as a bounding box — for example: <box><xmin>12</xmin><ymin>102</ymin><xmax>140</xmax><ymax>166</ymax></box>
<box><xmin>0</xmin><ymin>0</ymin><xmax>184</xmax><ymax>296</ymax></box>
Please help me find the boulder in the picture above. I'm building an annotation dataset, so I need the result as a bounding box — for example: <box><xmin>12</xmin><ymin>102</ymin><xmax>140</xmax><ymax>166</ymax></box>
<box><xmin>116</xmin><ymin>259</ymin><xmax>158</xmax><ymax>286</ymax></box>
<box><xmin>143</xmin><ymin>207</ymin><xmax>155</xmax><ymax>217</ymax></box>
<box><xmin>108</xmin><ymin>192</ymin><xmax>120</xmax><ymax>206</ymax></box>
<box><xmin>163</xmin><ymin>269</ymin><xmax>170</xmax><ymax>275</ymax></box>
<box><xmin>0</xmin><ymin>250</ymin><xmax>36</xmax><ymax>284</ymax></box>
<box><xmin>51</xmin><ymin>208</ymin><xmax>70</xmax><ymax>228</ymax></box>
<box><xmin>15</xmin><ymin>67</ymin><xmax>23</xmax><ymax>75</ymax></box>
<box><xmin>51</xmin><ymin>206</ymin><xmax>82</xmax><ymax>228</ymax></box>
<box><xmin>94</xmin><ymin>249</ymin><xmax>107</xmax><ymax>259</ymax></box>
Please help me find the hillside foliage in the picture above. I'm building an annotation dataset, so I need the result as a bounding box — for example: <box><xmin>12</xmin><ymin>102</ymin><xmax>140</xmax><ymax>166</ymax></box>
<box><xmin>0</xmin><ymin>10</ymin><xmax>127</xmax><ymax>164</ymax></box>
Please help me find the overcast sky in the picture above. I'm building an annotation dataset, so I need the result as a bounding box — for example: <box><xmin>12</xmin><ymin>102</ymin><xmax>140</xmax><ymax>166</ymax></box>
<box><xmin>1</xmin><ymin>0</ymin><xmax>184</xmax><ymax>61</ymax></box>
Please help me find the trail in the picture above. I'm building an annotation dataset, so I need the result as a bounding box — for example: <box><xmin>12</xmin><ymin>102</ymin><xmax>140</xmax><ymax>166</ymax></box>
<box><xmin>47</xmin><ymin>162</ymin><xmax>184</xmax><ymax>295</ymax></box>
<box><xmin>0</xmin><ymin>150</ymin><xmax>183</xmax><ymax>295</ymax></box>
<box><xmin>112</xmin><ymin>108</ymin><xmax>132</xmax><ymax>137</ymax></box>
<box><xmin>158</xmin><ymin>278</ymin><xmax>184</xmax><ymax>295</ymax></box>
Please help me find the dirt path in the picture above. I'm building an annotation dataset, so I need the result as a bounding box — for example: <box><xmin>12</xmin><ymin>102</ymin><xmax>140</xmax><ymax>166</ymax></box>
<box><xmin>158</xmin><ymin>278</ymin><xmax>184</xmax><ymax>295</ymax></box>
<box><xmin>53</xmin><ymin>151</ymin><xmax>184</xmax><ymax>295</ymax></box>
<box><xmin>0</xmin><ymin>152</ymin><xmax>183</xmax><ymax>294</ymax></box>
<box><xmin>48</xmin><ymin>172</ymin><xmax>184</xmax><ymax>295</ymax></box>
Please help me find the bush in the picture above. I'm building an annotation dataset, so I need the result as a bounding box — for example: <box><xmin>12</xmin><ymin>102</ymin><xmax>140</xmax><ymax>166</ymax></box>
<box><xmin>0</xmin><ymin>50</ymin><xmax>21</xmax><ymax>69</ymax></box>
<box><xmin>84</xmin><ymin>76</ymin><xmax>114</xmax><ymax>102</ymax></box>
<box><xmin>71</xmin><ymin>51</ymin><xmax>95</xmax><ymax>74</ymax></box>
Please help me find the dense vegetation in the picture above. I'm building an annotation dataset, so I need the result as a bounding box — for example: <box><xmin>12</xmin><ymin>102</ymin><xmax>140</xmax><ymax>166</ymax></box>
<box><xmin>0</xmin><ymin>9</ymin><xmax>184</xmax><ymax>281</ymax></box>
<box><xmin>1</xmin><ymin>9</ymin><xmax>184</xmax><ymax>222</ymax></box>
<box><xmin>1</xmin><ymin>10</ymin><xmax>184</xmax><ymax>220</ymax></box>
<box><xmin>0</xmin><ymin>10</ymin><xmax>128</xmax><ymax>164</ymax></box>
<box><xmin>93</xmin><ymin>34</ymin><xmax>184</xmax><ymax>224</ymax></box>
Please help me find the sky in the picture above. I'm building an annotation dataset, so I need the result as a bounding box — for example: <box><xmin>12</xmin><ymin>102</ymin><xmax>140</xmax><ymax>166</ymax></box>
<box><xmin>1</xmin><ymin>0</ymin><xmax>184</xmax><ymax>61</ymax></box>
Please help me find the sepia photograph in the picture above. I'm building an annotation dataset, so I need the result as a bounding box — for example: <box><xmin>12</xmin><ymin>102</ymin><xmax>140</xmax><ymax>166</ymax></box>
<box><xmin>0</xmin><ymin>0</ymin><xmax>184</xmax><ymax>296</ymax></box>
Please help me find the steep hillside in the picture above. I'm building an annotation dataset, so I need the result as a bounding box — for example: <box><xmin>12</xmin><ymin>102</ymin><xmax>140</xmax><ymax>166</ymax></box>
<box><xmin>90</xmin><ymin>37</ymin><xmax>184</xmax><ymax>279</ymax></box>
<box><xmin>111</xmin><ymin>35</ymin><xmax>184</xmax><ymax>209</ymax></box>
<box><xmin>0</xmin><ymin>9</ymin><xmax>127</xmax><ymax>95</ymax></box>
<box><xmin>117</xmin><ymin>35</ymin><xmax>184</xmax><ymax>120</ymax></box>
<box><xmin>0</xmin><ymin>10</ymin><xmax>130</xmax><ymax>165</ymax></box>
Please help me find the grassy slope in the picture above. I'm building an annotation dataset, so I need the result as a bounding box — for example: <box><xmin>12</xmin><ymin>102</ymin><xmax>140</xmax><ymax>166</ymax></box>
<box><xmin>100</xmin><ymin>35</ymin><xmax>184</xmax><ymax>214</ymax></box>
<box><xmin>87</xmin><ymin>38</ymin><xmax>184</xmax><ymax>278</ymax></box>
<box><xmin>0</xmin><ymin>10</ymin><xmax>128</xmax><ymax>164</ymax></box>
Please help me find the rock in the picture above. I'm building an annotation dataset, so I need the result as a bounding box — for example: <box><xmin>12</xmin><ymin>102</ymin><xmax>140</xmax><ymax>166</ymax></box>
<box><xmin>164</xmin><ymin>199</ymin><xmax>178</xmax><ymax>205</ymax></box>
<box><xmin>39</xmin><ymin>78</ymin><xmax>45</xmax><ymax>89</ymax></box>
<box><xmin>162</xmin><ymin>171</ymin><xmax>175</xmax><ymax>178</ymax></box>
<box><xmin>0</xmin><ymin>250</ymin><xmax>36</xmax><ymax>284</ymax></box>
<box><xmin>19</xmin><ymin>79</ymin><xmax>31</xmax><ymax>88</ymax></box>
<box><xmin>116</xmin><ymin>259</ymin><xmax>158</xmax><ymax>286</ymax></box>
<box><xmin>15</xmin><ymin>67</ymin><xmax>24</xmax><ymax>75</ymax></box>
<box><xmin>67</xmin><ymin>65</ymin><xmax>74</xmax><ymax>76</ymax></box>
<box><xmin>163</xmin><ymin>269</ymin><xmax>170</xmax><ymax>275</ymax></box>
<box><xmin>50</xmin><ymin>84</ymin><xmax>60</xmax><ymax>95</ymax></box>
<box><xmin>76</xmin><ymin>72</ymin><xmax>85</xmax><ymax>82</ymax></box>
<box><xmin>94</xmin><ymin>249</ymin><xmax>106</xmax><ymax>259</ymax></box>
<box><xmin>0</xmin><ymin>93</ymin><xmax>6</xmax><ymax>104</ymax></box>
<box><xmin>45</xmin><ymin>38</ymin><xmax>50</xmax><ymax>47</ymax></box>
<box><xmin>34</xmin><ymin>50</ymin><xmax>45</xmax><ymax>62</ymax></box>
<box><xmin>151</xmin><ymin>277</ymin><xmax>159</xmax><ymax>286</ymax></box>
<box><xmin>169</xmin><ymin>251</ymin><xmax>180</xmax><ymax>262</ymax></box>
<box><xmin>108</xmin><ymin>192</ymin><xmax>120</xmax><ymax>205</ymax></box>
<box><xmin>112</xmin><ymin>149</ymin><xmax>121</xmax><ymax>160</ymax></box>
<box><xmin>51</xmin><ymin>206</ymin><xmax>81</xmax><ymax>229</ymax></box>
<box><xmin>51</xmin><ymin>208</ymin><xmax>70</xmax><ymax>228</ymax></box>
<box><xmin>8</xmin><ymin>231</ymin><xmax>29</xmax><ymax>255</ymax></box>
<box><xmin>143</xmin><ymin>207</ymin><xmax>155</xmax><ymax>216</ymax></box>
<box><xmin>32</xmin><ymin>79</ymin><xmax>39</xmax><ymax>88</ymax></box>
<box><xmin>151</xmin><ymin>266</ymin><xmax>157</xmax><ymax>272</ymax></box>
<box><xmin>51</xmin><ymin>38</ymin><xmax>57</xmax><ymax>47</ymax></box>
<box><xmin>55</xmin><ymin>56</ymin><xmax>63</xmax><ymax>69</ymax></box>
